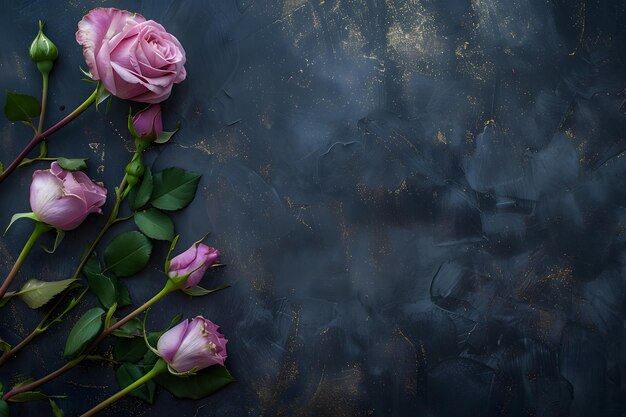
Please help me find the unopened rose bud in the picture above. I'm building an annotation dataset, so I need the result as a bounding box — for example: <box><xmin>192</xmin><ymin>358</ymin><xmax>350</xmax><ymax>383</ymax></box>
<box><xmin>131</xmin><ymin>104</ymin><xmax>163</xmax><ymax>141</ymax></box>
<box><xmin>30</xmin><ymin>162</ymin><xmax>107</xmax><ymax>230</ymax></box>
<box><xmin>168</xmin><ymin>243</ymin><xmax>220</xmax><ymax>288</ymax></box>
<box><xmin>157</xmin><ymin>316</ymin><xmax>227</xmax><ymax>373</ymax></box>
<box><xmin>125</xmin><ymin>159</ymin><xmax>145</xmax><ymax>178</ymax></box>
<box><xmin>29</xmin><ymin>21</ymin><xmax>58</xmax><ymax>75</ymax></box>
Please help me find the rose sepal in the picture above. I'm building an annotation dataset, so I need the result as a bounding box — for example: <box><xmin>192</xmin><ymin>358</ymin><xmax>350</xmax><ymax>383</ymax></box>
<box><xmin>4</xmin><ymin>212</ymin><xmax>39</xmax><ymax>235</ymax></box>
<box><xmin>166</xmin><ymin>363</ymin><xmax>198</xmax><ymax>377</ymax></box>
<box><xmin>163</xmin><ymin>235</ymin><xmax>181</xmax><ymax>274</ymax></box>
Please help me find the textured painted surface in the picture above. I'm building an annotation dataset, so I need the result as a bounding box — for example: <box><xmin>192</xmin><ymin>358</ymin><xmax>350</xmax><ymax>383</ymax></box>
<box><xmin>1</xmin><ymin>0</ymin><xmax>626</xmax><ymax>416</ymax></box>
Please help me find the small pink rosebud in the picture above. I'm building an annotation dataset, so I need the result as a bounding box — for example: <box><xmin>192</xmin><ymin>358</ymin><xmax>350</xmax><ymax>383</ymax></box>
<box><xmin>168</xmin><ymin>243</ymin><xmax>220</xmax><ymax>288</ymax></box>
<box><xmin>132</xmin><ymin>104</ymin><xmax>163</xmax><ymax>141</ymax></box>
<box><xmin>157</xmin><ymin>316</ymin><xmax>228</xmax><ymax>373</ymax></box>
<box><xmin>30</xmin><ymin>162</ymin><xmax>107</xmax><ymax>231</ymax></box>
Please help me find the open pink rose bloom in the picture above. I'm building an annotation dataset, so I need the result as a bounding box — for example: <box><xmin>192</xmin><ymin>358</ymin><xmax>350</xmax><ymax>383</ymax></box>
<box><xmin>157</xmin><ymin>316</ymin><xmax>228</xmax><ymax>373</ymax></box>
<box><xmin>30</xmin><ymin>162</ymin><xmax>107</xmax><ymax>230</ymax></box>
<box><xmin>76</xmin><ymin>7</ymin><xmax>186</xmax><ymax>103</ymax></box>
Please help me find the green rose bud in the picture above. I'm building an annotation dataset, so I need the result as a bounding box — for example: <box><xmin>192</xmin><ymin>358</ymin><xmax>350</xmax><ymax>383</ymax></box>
<box><xmin>125</xmin><ymin>160</ymin><xmax>145</xmax><ymax>178</ymax></box>
<box><xmin>126</xmin><ymin>174</ymin><xmax>140</xmax><ymax>187</ymax></box>
<box><xmin>29</xmin><ymin>21</ymin><xmax>58</xmax><ymax>75</ymax></box>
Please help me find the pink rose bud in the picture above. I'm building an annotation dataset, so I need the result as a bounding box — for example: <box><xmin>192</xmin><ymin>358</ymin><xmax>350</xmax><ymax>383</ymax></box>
<box><xmin>168</xmin><ymin>243</ymin><xmax>220</xmax><ymax>288</ymax></box>
<box><xmin>30</xmin><ymin>162</ymin><xmax>107</xmax><ymax>231</ymax></box>
<box><xmin>76</xmin><ymin>8</ymin><xmax>186</xmax><ymax>103</ymax></box>
<box><xmin>157</xmin><ymin>316</ymin><xmax>228</xmax><ymax>373</ymax></box>
<box><xmin>132</xmin><ymin>105</ymin><xmax>163</xmax><ymax>141</ymax></box>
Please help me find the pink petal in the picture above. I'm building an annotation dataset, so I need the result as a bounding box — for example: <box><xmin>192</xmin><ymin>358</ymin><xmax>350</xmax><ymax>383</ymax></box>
<box><xmin>76</xmin><ymin>8</ymin><xmax>145</xmax><ymax>80</ymax></box>
<box><xmin>30</xmin><ymin>170</ymin><xmax>63</xmax><ymax>216</ymax></box>
<box><xmin>157</xmin><ymin>320</ymin><xmax>189</xmax><ymax>363</ymax></box>
<box><xmin>95</xmin><ymin>42</ymin><xmax>117</xmax><ymax>95</ymax></box>
<box><xmin>37</xmin><ymin>194</ymin><xmax>89</xmax><ymax>231</ymax></box>
<box><xmin>50</xmin><ymin>161</ymin><xmax>67</xmax><ymax>179</ymax></box>
<box><xmin>168</xmin><ymin>245</ymin><xmax>199</xmax><ymax>274</ymax></box>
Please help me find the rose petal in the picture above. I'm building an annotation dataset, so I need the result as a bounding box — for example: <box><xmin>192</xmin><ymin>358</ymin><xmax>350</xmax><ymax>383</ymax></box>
<box><xmin>36</xmin><ymin>194</ymin><xmax>90</xmax><ymax>231</ymax></box>
<box><xmin>30</xmin><ymin>170</ymin><xmax>64</xmax><ymax>217</ymax></box>
<box><xmin>76</xmin><ymin>8</ymin><xmax>145</xmax><ymax>79</ymax></box>
<box><xmin>157</xmin><ymin>320</ymin><xmax>189</xmax><ymax>363</ymax></box>
<box><xmin>168</xmin><ymin>244</ymin><xmax>199</xmax><ymax>275</ymax></box>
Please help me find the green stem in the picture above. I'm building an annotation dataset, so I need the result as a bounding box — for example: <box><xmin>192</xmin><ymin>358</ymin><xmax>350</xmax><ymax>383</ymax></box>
<box><xmin>37</xmin><ymin>71</ymin><xmax>50</xmax><ymax>156</ymax></box>
<box><xmin>0</xmin><ymin>222</ymin><xmax>50</xmax><ymax>300</ymax></box>
<box><xmin>2</xmin><ymin>283</ymin><xmax>176</xmax><ymax>402</ymax></box>
<box><xmin>80</xmin><ymin>359</ymin><xmax>168</xmax><ymax>417</ymax></box>
<box><xmin>71</xmin><ymin>174</ymin><xmax>128</xmax><ymax>281</ymax></box>
<box><xmin>99</xmin><ymin>282</ymin><xmax>175</xmax><ymax>339</ymax></box>
<box><xmin>0</xmin><ymin>86</ymin><xmax>98</xmax><ymax>184</ymax></box>
<box><xmin>0</xmin><ymin>287</ymin><xmax>88</xmax><ymax>367</ymax></box>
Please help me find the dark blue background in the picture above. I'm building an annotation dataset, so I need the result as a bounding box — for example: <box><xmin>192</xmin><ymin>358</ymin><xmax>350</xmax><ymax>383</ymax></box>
<box><xmin>1</xmin><ymin>0</ymin><xmax>626</xmax><ymax>416</ymax></box>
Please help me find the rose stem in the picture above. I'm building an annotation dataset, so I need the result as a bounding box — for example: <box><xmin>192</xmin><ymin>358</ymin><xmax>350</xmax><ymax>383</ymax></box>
<box><xmin>0</xmin><ymin>288</ymin><xmax>88</xmax><ymax>367</ymax></box>
<box><xmin>2</xmin><ymin>281</ymin><xmax>177</xmax><ymax>401</ymax></box>
<box><xmin>0</xmin><ymin>86</ymin><xmax>98</xmax><ymax>184</ymax></box>
<box><xmin>80</xmin><ymin>359</ymin><xmax>168</xmax><ymax>417</ymax></box>
<box><xmin>36</xmin><ymin>71</ymin><xmax>50</xmax><ymax>155</ymax></box>
<box><xmin>0</xmin><ymin>221</ymin><xmax>51</xmax><ymax>299</ymax></box>
<box><xmin>0</xmin><ymin>174</ymin><xmax>128</xmax><ymax>367</ymax></box>
<box><xmin>16</xmin><ymin>65</ymin><xmax>51</xmax><ymax>168</ymax></box>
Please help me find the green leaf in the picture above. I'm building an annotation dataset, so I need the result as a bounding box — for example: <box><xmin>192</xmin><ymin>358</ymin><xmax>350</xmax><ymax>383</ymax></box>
<box><xmin>0</xmin><ymin>400</ymin><xmax>8</xmax><ymax>417</ymax></box>
<box><xmin>0</xmin><ymin>337</ymin><xmax>10</xmax><ymax>352</ymax></box>
<box><xmin>17</xmin><ymin>278</ymin><xmax>76</xmax><ymax>309</ymax></box>
<box><xmin>13</xmin><ymin>379</ymin><xmax>34</xmax><ymax>389</ymax></box>
<box><xmin>115</xmin><ymin>279</ymin><xmax>132</xmax><ymax>307</ymax></box>
<box><xmin>42</xmin><ymin>229</ymin><xmax>65</xmax><ymax>254</ymax></box>
<box><xmin>150</xmin><ymin>168</ymin><xmax>201</xmax><ymax>211</ymax></box>
<box><xmin>156</xmin><ymin>366</ymin><xmax>234</xmax><ymax>399</ymax></box>
<box><xmin>111</xmin><ymin>317</ymin><xmax>143</xmax><ymax>338</ymax></box>
<box><xmin>104</xmin><ymin>231</ymin><xmax>152</xmax><ymax>277</ymax></box>
<box><xmin>112</xmin><ymin>337</ymin><xmax>147</xmax><ymax>363</ymax></box>
<box><xmin>83</xmin><ymin>250</ymin><xmax>102</xmax><ymax>275</ymax></box>
<box><xmin>116</xmin><ymin>363</ymin><xmax>156</xmax><ymax>404</ymax></box>
<box><xmin>49</xmin><ymin>399</ymin><xmax>65</xmax><ymax>417</ymax></box>
<box><xmin>132</xmin><ymin>166</ymin><xmax>153</xmax><ymax>210</ymax></box>
<box><xmin>4</xmin><ymin>92</ymin><xmax>40</xmax><ymax>122</ymax></box>
<box><xmin>134</xmin><ymin>208</ymin><xmax>174</xmax><ymax>241</ymax></box>
<box><xmin>86</xmin><ymin>272</ymin><xmax>116</xmax><ymax>309</ymax></box>
<box><xmin>56</xmin><ymin>158</ymin><xmax>88</xmax><ymax>172</ymax></box>
<box><xmin>83</xmin><ymin>252</ymin><xmax>116</xmax><ymax>309</ymax></box>
<box><xmin>8</xmin><ymin>391</ymin><xmax>64</xmax><ymax>402</ymax></box>
<box><xmin>183</xmin><ymin>284</ymin><xmax>231</xmax><ymax>297</ymax></box>
<box><xmin>4</xmin><ymin>212</ymin><xmax>38</xmax><ymax>235</ymax></box>
<box><xmin>64</xmin><ymin>307</ymin><xmax>104</xmax><ymax>357</ymax></box>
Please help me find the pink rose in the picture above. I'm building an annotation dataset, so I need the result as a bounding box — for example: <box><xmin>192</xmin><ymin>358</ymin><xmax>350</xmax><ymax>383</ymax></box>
<box><xmin>132</xmin><ymin>104</ymin><xmax>163</xmax><ymax>140</ymax></box>
<box><xmin>168</xmin><ymin>243</ymin><xmax>220</xmax><ymax>288</ymax></box>
<box><xmin>157</xmin><ymin>316</ymin><xmax>228</xmax><ymax>373</ymax></box>
<box><xmin>30</xmin><ymin>162</ymin><xmax>107</xmax><ymax>231</ymax></box>
<box><xmin>76</xmin><ymin>8</ymin><xmax>186</xmax><ymax>103</ymax></box>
